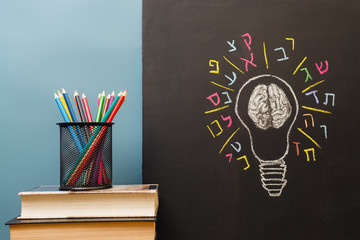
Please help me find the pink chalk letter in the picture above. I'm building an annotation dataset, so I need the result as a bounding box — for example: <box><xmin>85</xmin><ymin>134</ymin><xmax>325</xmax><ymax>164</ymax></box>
<box><xmin>226</xmin><ymin>153</ymin><xmax>233</xmax><ymax>163</ymax></box>
<box><xmin>241</xmin><ymin>33</ymin><xmax>252</xmax><ymax>51</ymax></box>
<box><xmin>315</xmin><ymin>60</ymin><xmax>329</xmax><ymax>75</ymax></box>
<box><xmin>240</xmin><ymin>53</ymin><xmax>257</xmax><ymax>72</ymax></box>
<box><xmin>207</xmin><ymin>92</ymin><xmax>220</xmax><ymax>106</ymax></box>
<box><xmin>221</xmin><ymin>115</ymin><xmax>232</xmax><ymax>128</ymax></box>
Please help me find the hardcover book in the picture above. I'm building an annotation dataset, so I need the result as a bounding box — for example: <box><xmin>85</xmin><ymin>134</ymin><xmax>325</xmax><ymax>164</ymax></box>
<box><xmin>18</xmin><ymin>184</ymin><xmax>158</xmax><ymax>219</ymax></box>
<box><xmin>6</xmin><ymin>217</ymin><xmax>156</xmax><ymax>240</ymax></box>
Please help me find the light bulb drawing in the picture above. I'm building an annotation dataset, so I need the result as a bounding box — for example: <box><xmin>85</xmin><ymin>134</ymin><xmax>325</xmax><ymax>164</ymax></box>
<box><xmin>205</xmin><ymin>32</ymin><xmax>335</xmax><ymax>197</ymax></box>
<box><xmin>235</xmin><ymin>74</ymin><xmax>299</xmax><ymax>197</ymax></box>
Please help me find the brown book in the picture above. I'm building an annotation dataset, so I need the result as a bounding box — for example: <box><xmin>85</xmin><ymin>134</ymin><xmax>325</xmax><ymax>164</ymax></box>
<box><xmin>6</xmin><ymin>216</ymin><xmax>156</xmax><ymax>240</ymax></box>
<box><xmin>18</xmin><ymin>184</ymin><xmax>158</xmax><ymax>219</ymax></box>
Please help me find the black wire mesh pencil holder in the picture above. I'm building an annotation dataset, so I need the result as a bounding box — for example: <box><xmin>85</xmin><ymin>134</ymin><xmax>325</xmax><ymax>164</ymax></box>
<box><xmin>57</xmin><ymin>122</ymin><xmax>113</xmax><ymax>190</ymax></box>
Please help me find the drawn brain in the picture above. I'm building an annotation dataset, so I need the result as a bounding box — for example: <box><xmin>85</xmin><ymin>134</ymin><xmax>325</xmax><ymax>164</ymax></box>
<box><xmin>248</xmin><ymin>83</ymin><xmax>292</xmax><ymax>130</ymax></box>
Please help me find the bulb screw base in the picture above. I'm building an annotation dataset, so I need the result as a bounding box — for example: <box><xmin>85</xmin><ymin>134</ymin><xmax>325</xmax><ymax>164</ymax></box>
<box><xmin>259</xmin><ymin>159</ymin><xmax>287</xmax><ymax>197</ymax></box>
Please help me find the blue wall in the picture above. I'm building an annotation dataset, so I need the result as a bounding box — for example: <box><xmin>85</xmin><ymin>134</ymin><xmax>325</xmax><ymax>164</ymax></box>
<box><xmin>0</xmin><ymin>1</ymin><xmax>142</xmax><ymax>239</ymax></box>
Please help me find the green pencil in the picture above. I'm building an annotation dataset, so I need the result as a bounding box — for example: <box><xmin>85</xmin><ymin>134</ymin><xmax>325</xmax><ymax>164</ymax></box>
<box><xmin>95</xmin><ymin>91</ymin><xmax>105</xmax><ymax>122</ymax></box>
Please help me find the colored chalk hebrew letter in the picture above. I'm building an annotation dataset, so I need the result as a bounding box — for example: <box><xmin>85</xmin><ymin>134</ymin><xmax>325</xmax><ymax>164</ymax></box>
<box><xmin>300</xmin><ymin>68</ymin><xmax>313</xmax><ymax>82</ymax></box>
<box><xmin>293</xmin><ymin>142</ymin><xmax>301</xmax><ymax>156</ymax></box>
<box><xmin>274</xmin><ymin>47</ymin><xmax>289</xmax><ymax>61</ymax></box>
<box><xmin>207</xmin><ymin>92</ymin><xmax>220</xmax><ymax>106</ymax></box>
<box><xmin>222</xmin><ymin>92</ymin><xmax>232</xmax><ymax>104</ymax></box>
<box><xmin>285</xmin><ymin>38</ymin><xmax>295</xmax><ymax>51</ymax></box>
<box><xmin>323</xmin><ymin>93</ymin><xmax>335</xmax><ymax>106</ymax></box>
<box><xmin>207</xmin><ymin>120</ymin><xmax>223</xmax><ymax>138</ymax></box>
<box><xmin>231</xmin><ymin>142</ymin><xmax>241</xmax><ymax>152</ymax></box>
<box><xmin>227</xmin><ymin>40</ymin><xmax>237</xmax><ymax>52</ymax></box>
<box><xmin>221</xmin><ymin>115</ymin><xmax>232</xmax><ymax>128</ymax></box>
<box><xmin>237</xmin><ymin>155</ymin><xmax>250</xmax><ymax>170</ymax></box>
<box><xmin>224</xmin><ymin>72</ymin><xmax>237</xmax><ymax>85</ymax></box>
<box><xmin>304</xmin><ymin>148</ymin><xmax>316</xmax><ymax>162</ymax></box>
<box><xmin>320</xmin><ymin>125</ymin><xmax>328</xmax><ymax>139</ymax></box>
<box><xmin>209</xmin><ymin>60</ymin><xmax>219</xmax><ymax>74</ymax></box>
<box><xmin>303</xmin><ymin>113</ymin><xmax>315</xmax><ymax>128</ymax></box>
<box><xmin>241</xmin><ymin>33</ymin><xmax>252</xmax><ymax>51</ymax></box>
<box><xmin>315</xmin><ymin>60</ymin><xmax>329</xmax><ymax>75</ymax></box>
<box><xmin>305</xmin><ymin>90</ymin><xmax>320</xmax><ymax>104</ymax></box>
<box><xmin>240</xmin><ymin>53</ymin><xmax>257</xmax><ymax>72</ymax></box>
<box><xmin>226</xmin><ymin>153</ymin><xmax>233</xmax><ymax>163</ymax></box>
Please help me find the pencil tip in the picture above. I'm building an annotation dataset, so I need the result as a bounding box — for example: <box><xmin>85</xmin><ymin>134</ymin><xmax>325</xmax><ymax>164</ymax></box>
<box><xmin>107</xmin><ymin>93</ymin><xmax>110</xmax><ymax>98</ymax></box>
<box><xmin>74</xmin><ymin>90</ymin><xmax>79</xmax><ymax>96</ymax></box>
<box><xmin>82</xmin><ymin>93</ymin><xmax>86</xmax><ymax>98</ymax></box>
<box><xmin>111</xmin><ymin>91</ymin><xmax>115</xmax><ymax>95</ymax></box>
<box><xmin>54</xmin><ymin>93</ymin><xmax>58</xmax><ymax>98</ymax></box>
<box><xmin>62</xmin><ymin>88</ymin><xmax>66</xmax><ymax>93</ymax></box>
<box><xmin>118</xmin><ymin>91</ymin><xmax>123</xmax><ymax>96</ymax></box>
<box><xmin>102</xmin><ymin>90</ymin><xmax>105</xmax><ymax>96</ymax></box>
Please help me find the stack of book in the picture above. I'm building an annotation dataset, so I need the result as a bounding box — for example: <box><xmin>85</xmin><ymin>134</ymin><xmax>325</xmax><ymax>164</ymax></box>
<box><xmin>6</xmin><ymin>184</ymin><xmax>159</xmax><ymax>240</ymax></box>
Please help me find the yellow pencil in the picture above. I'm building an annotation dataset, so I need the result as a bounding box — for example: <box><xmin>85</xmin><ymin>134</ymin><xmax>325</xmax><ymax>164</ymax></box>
<box><xmin>57</xmin><ymin>90</ymin><xmax>73</xmax><ymax>122</ymax></box>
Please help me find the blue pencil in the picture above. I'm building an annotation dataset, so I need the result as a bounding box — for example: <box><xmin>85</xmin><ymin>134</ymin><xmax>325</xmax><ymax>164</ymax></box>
<box><xmin>62</xmin><ymin>88</ymin><xmax>78</xmax><ymax>122</ymax></box>
<box><xmin>55</xmin><ymin>93</ymin><xmax>84</xmax><ymax>153</ymax></box>
<box><xmin>55</xmin><ymin>93</ymin><xmax>71</xmax><ymax>122</ymax></box>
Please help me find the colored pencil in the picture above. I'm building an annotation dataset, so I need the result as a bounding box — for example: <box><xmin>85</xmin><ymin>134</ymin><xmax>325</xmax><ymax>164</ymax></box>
<box><xmin>82</xmin><ymin>93</ymin><xmax>93</xmax><ymax>122</ymax></box>
<box><xmin>95</xmin><ymin>91</ymin><xmax>105</xmax><ymax>122</ymax></box>
<box><xmin>98</xmin><ymin>160</ymin><xmax>104</xmax><ymax>185</ymax></box>
<box><xmin>85</xmin><ymin>157</ymin><xmax>96</xmax><ymax>185</ymax></box>
<box><xmin>91</xmin><ymin>153</ymin><xmax>101</xmax><ymax>185</ymax></box>
<box><xmin>97</xmin><ymin>92</ymin><xmax>111</xmax><ymax>184</ymax></box>
<box><xmin>62</xmin><ymin>88</ymin><xmax>78</xmax><ymax>122</ymax></box>
<box><xmin>101</xmin><ymin>93</ymin><xmax>110</xmax><ymax>120</ymax></box>
<box><xmin>108</xmin><ymin>91</ymin><xmax>115</xmax><ymax>107</ymax></box>
<box><xmin>74</xmin><ymin>90</ymin><xmax>91</xmax><ymax>144</ymax></box>
<box><xmin>74</xmin><ymin>91</ymin><xmax>86</xmax><ymax>122</ymax></box>
<box><xmin>57</xmin><ymin>90</ymin><xmax>73</xmax><ymax>122</ymax></box>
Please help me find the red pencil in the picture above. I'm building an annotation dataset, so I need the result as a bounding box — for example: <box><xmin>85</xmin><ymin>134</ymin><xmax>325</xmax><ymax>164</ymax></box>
<box><xmin>82</xmin><ymin>93</ymin><xmax>93</xmax><ymax>122</ymax></box>
<box><xmin>106</xmin><ymin>90</ymin><xmax>127</xmax><ymax>123</ymax></box>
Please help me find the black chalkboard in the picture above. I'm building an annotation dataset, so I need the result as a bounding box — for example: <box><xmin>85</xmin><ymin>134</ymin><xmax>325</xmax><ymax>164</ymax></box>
<box><xmin>143</xmin><ymin>0</ymin><xmax>360</xmax><ymax>239</ymax></box>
